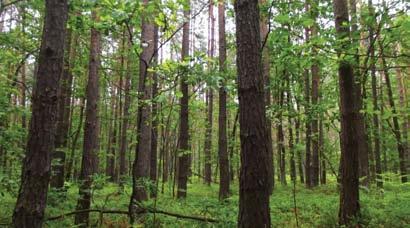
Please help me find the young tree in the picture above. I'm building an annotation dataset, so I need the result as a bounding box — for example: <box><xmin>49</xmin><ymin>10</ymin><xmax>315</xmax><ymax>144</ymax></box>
<box><xmin>235</xmin><ymin>0</ymin><xmax>271</xmax><ymax>226</ymax></box>
<box><xmin>74</xmin><ymin>9</ymin><xmax>101</xmax><ymax>227</ymax></box>
<box><xmin>332</xmin><ymin>0</ymin><xmax>360</xmax><ymax>224</ymax></box>
<box><xmin>12</xmin><ymin>1</ymin><xmax>68</xmax><ymax>226</ymax></box>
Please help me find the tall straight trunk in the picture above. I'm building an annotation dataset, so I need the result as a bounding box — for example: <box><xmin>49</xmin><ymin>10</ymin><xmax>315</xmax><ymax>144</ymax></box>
<box><xmin>229</xmin><ymin>111</ymin><xmax>239</xmax><ymax>181</ymax></box>
<box><xmin>304</xmin><ymin>1</ymin><xmax>312</xmax><ymax>188</ymax></box>
<box><xmin>367</xmin><ymin>1</ymin><xmax>381</xmax><ymax>185</ymax></box>
<box><xmin>119</xmin><ymin>29</ymin><xmax>132</xmax><ymax>178</ymax></box>
<box><xmin>12</xmin><ymin>1</ymin><xmax>68</xmax><ymax>226</ymax></box>
<box><xmin>129</xmin><ymin>0</ymin><xmax>155</xmax><ymax>220</ymax></box>
<box><xmin>277</xmin><ymin>86</ymin><xmax>287</xmax><ymax>186</ymax></box>
<box><xmin>304</xmin><ymin>69</ymin><xmax>312</xmax><ymax>187</ymax></box>
<box><xmin>66</xmin><ymin>97</ymin><xmax>85</xmax><ymax>180</ymax></box>
<box><xmin>105</xmin><ymin>89</ymin><xmax>115</xmax><ymax>179</ymax></box>
<box><xmin>235</xmin><ymin>0</ymin><xmax>271</xmax><ymax>225</ymax></box>
<box><xmin>394</xmin><ymin>57</ymin><xmax>409</xmax><ymax>180</ymax></box>
<box><xmin>309</xmin><ymin>0</ymin><xmax>320</xmax><ymax>187</ymax></box>
<box><xmin>176</xmin><ymin>4</ymin><xmax>190</xmax><ymax>199</ymax></box>
<box><xmin>350</xmin><ymin>0</ymin><xmax>370</xmax><ymax>187</ymax></box>
<box><xmin>55</xmin><ymin>28</ymin><xmax>73</xmax><ymax>150</ymax></box>
<box><xmin>332</xmin><ymin>0</ymin><xmax>360</xmax><ymax>225</ymax></box>
<box><xmin>319</xmin><ymin>120</ymin><xmax>326</xmax><ymax>184</ymax></box>
<box><xmin>150</xmin><ymin>25</ymin><xmax>159</xmax><ymax>197</ymax></box>
<box><xmin>20</xmin><ymin>63</ymin><xmax>26</xmax><ymax>129</ymax></box>
<box><xmin>74</xmin><ymin>9</ymin><xmax>101</xmax><ymax>227</ymax></box>
<box><xmin>204</xmin><ymin>0</ymin><xmax>214</xmax><ymax>185</ymax></box>
<box><xmin>379</xmin><ymin>39</ymin><xmax>407</xmax><ymax>183</ymax></box>
<box><xmin>259</xmin><ymin>0</ymin><xmax>274</xmax><ymax>193</ymax></box>
<box><xmin>218</xmin><ymin>0</ymin><xmax>229</xmax><ymax>200</ymax></box>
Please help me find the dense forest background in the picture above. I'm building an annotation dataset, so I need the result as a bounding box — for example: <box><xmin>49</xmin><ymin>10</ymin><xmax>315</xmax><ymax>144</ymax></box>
<box><xmin>0</xmin><ymin>0</ymin><xmax>409</xmax><ymax>227</ymax></box>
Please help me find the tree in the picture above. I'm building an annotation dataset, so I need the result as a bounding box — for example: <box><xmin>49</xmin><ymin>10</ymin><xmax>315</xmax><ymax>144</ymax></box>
<box><xmin>235</xmin><ymin>0</ymin><xmax>271</xmax><ymax>225</ymax></box>
<box><xmin>332</xmin><ymin>0</ymin><xmax>360</xmax><ymax>224</ymax></box>
<box><xmin>218</xmin><ymin>0</ymin><xmax>229</xmax><ymax>200</ymax></box>
<box><xmin>74</xmin><ymin>9</ymin><xmax>101</xmax><ymax>227</ymax></box>
<box><xmin>176</xmin><ymin>2</ymin><xmax>191</xmax><ymax>199</ymax></box>
<box><xmin>129</xmin><ymin>0</ymin><xmax>156</xmax><ymax>220</ymax></box>
<box><xmin>12</xmin><ymin>1</ymin><xmax>68</xmax><ymax>227</ymax></box>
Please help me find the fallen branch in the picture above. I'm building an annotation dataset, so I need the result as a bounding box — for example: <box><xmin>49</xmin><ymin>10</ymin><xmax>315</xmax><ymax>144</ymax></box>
<box><xmin>45</xmin><ymin>207</ymin><xmax>218</xmax><ymax>223</ymax></box>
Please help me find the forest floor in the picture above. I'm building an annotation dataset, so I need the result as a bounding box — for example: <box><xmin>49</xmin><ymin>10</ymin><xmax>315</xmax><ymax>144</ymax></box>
<box><xmin>1</xmin><ymin>176</ymin><xmax>409</xmax><ymax>227</ymax></box>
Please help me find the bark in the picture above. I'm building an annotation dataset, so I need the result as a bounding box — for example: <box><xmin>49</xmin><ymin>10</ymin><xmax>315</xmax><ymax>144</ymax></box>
<box><xmin>129</xmin><ymin>0</ymin><xmax>155</xmax><ymax>220</ymax></box>
<box><xmin>332</xmin><ymin>0</ymin><xmax>361</xmax><ymax>224</ymax></box>
<box><xmin>319</xmin><ymin>120</ymin><xmax>326</xmax><ymax>184</ymax></box>
<box><xmin>218</xmin><ymin>0</ymin><xmax>229</xmax><ymax>200</ymax></box>
<box><xmin>12</xmin><ymin>1</ymin><xmax>68</xmax><ymax>227</ymax></box>
<box><xmin>176</xmin><ymin>5</ymin><xmax>190</xmax><ymax>199</ymax></box>
<box><xmin>74</xmin><ymin>9</ymin><xmax>101</xmax><ymax>227</ymax></box>
<box><xmin>304</xmin><ymin>1</ymin><xmax>312</xmax><ymax>188</ymax></box>
<box><xmin>287</xmin><ymin>79</ymin><xmax>296</xmax><ymax>182</ymax></box>
<box><xmin>235</xmin><ymin>0</ymin><xmax>271</xmax><ymax>225</ymax></box>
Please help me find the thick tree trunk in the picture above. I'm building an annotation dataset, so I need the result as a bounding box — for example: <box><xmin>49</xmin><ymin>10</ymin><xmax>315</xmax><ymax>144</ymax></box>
<box><xmin>129</xmin><ymin>0</ymin><xmax>155</xmax><ymax>220</ymax></box>
<box><xmin>12</xmin><ymin>1</ymin><xmax>68</xmax><ymax>227</ymax></box>
<box><xmin>176</xmin><ymin>5</ymin><xmax>190</xmax><ymax>199</ymax></box>
<box><xmin>332</xmin><ymin>0</ymin><xmax>361</xmax><ymax>224</ymax></box>
<box><xmin>218</xmin><ymin>0</ymin><xmax>229</xmax><ymax>200</ymax></box>
<box><xmin>74</xmin><ymin>9</ymin><xmax>101</xmax><ymax>227</ymax></box>
<box><xmin>235</xmin><ymin>0</ymin><xmax>271</xmax><ymax>225</ymax></box>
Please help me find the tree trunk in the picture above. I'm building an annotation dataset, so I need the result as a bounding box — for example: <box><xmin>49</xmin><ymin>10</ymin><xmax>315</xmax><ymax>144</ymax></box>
<box><xmin>218</xmin><ymin>0</ymin><xmax>229</xmax><ymax>200</ymax></box>
<box><xmin>12</xmin><ymin>1</ymin><xmax>68</xmax><ymax>227</ymax></box>
<box><xmin>129</xmin><ymin>0</ymin><xmax>155</xmax><ymax>220</ymax></box>
<box><xmin>295</xmin><ymin>100</ymin><xmax>305</xmax><ymax>183</ymax></box>
<box><xmin>332</xmin><ymin>0</ymin><xmax>361</xmax><ymax>224</ymax></box>
<box><xmin>74</xmin><ymin>9</ymin><xmax>101</xmax><ymax>227</ymax></box>
<box><xmin>379</xmin><ymin>39</ymin><xmax>407</xmax><ymax>183</ymax></box>
<box><xmin>150</xmin><ymin>25</ymin><xmax>159</xmax><ymax>197</ymax></box>
<box><xmin>119</xmin><ymin>29</ymin><xmax>133</xmax><ymax>178</ymax></box>
<box><xmin>235</xmin><ymin>0</ymin><xmax>271</xmax><ymax>225</ymax></box>
<box><xmin>259</xmin><ymin>0</ymin><xmax>274</xmax><ymax>194</ymax></box>
<box><xmin>176</xmin><ymin>4</ymin><xmax>190</xmax><ymax>199</ymax></box>
<box><xmin>204</xmin><ymin>0</ymin><xmax>214</xmax><ymax>185</ymax></box>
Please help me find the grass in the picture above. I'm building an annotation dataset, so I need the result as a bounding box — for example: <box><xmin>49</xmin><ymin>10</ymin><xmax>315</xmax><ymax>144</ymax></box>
<box><xmin>1</xmin><ymin>176</ymin><xmax>409</xmax><ymax>227</ymax></box>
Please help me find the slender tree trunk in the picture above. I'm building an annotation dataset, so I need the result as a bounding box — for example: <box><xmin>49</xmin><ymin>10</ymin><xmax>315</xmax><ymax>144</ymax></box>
<box><xmin>218</xmin><ymin>0</ymin><xmax>229</xmax><ymax>200</ymax></box>
<box><xmin>235</xmin><ymin>0</ymin><xmax>271</xmax><ymax>225</ymax></box>
<box><xmin>204</xmin><ymin>0</ymin><xmax>214</xmax><ymax>185</ymax></box>
<box><xmin>259</xmin><ymin>0</ymin><xmax>274</xmax><ymax>194</ymax></box>
<box><xmin>74</xmin><ymin>9</ymin><xmax>101</xmax><ymax>227</ymax></box>
<box><xmin>366</xmin><ymin>1</ymin><xmax>380</xmax><ymax>185</ymax></box>
<box><xmin>295</xmin><ymin>100</ymin><xmax>305</xmax><ymax>183</ymax></box>
<box><xmin>332</xmin><ymin>0</ymin><xmax>360</xmax><ymax>224</ymax></box>
<box><xmin>319</xmin><ymin>120</ymin><xmax>326</xmax><ymax>184</ymax></box>
<box><xmin>150</xmin><ymin>25</ymin><xmax>159</xmax><ymax>197</ymax></box>
<box><xmin>176</xmin><ymin>4</ymin><xmax>190</xmax><ymax>199</ymax></box>
<box><xmin>119</xmin><ymin>29</ymin><xmax>132</xmax><ymax>178</ymax></box>
<box><xmin>379</xmin><ymin>39</ymin><xmax>407</xmax><ymax>183</ymax></box>
<box><xmin>287</xmin><ymin>79</ymin><xmax>296</xmax><ymax>183</ymax></box>
<box><xmin>304</xmin><ymin>0</ymin><xmax>312</xmax><ymax>188</ymax></box>
<box><xmin>12</xmin><ymin>1</ymin><xmax>68</xmax><ymax>227</ymax></box>
<box><xmin>66</xmin><ymin>97</ymin><xmax>85</xmax><ymax>181</ymax></box>
<box><xmin>129</xmin><ymin>0</ymin><xmax>155</xmax><ymax>220</ymax></box>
